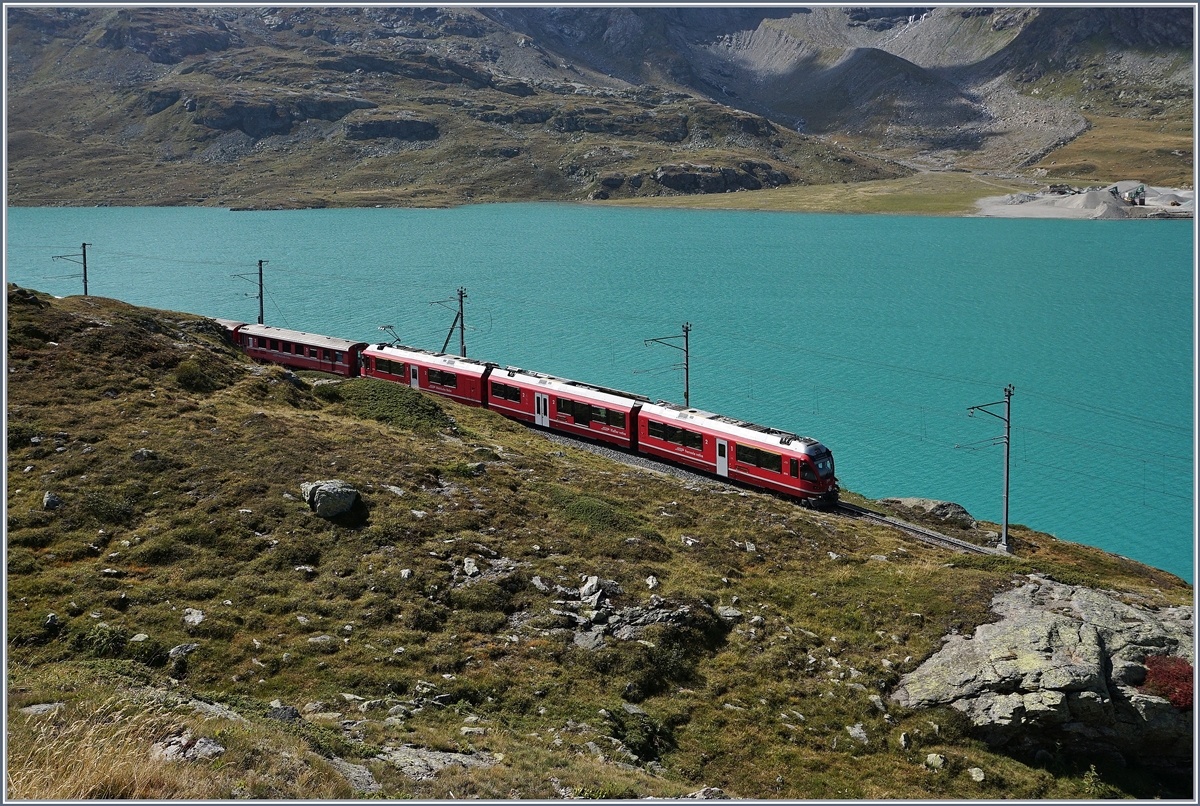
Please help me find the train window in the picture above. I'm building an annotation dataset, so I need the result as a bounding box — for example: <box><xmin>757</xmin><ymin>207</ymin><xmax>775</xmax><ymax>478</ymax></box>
<box><xmin>735</xmin><ymin>444</ymin><xmax>781</xmax><ymax>473</ymax></box>
<box><xmin>309</xmin><ymin>347</ymin><xmax>319</xmax><ymax>358</ymax></box>
<box><xmin>608</xmin><ymin>410</ymin><xmax>626</xmax><ymax>429</ymax></box>
<box><xmin>334</xmin><ymin>351</ymin><xmax>344</xmax><ymax>364</ymax></box>
<box><xmin>556</xmin><ymin>398</ymin><xmax>589</xmax><ymax>424</ymax></box>
<box><xmin>323</xmin><ymin>349</ymin><xmax>332</xmax><ymax>361</ymax></box>
<box><xmin>591</xmin><ymin>405</ymin><xmax>608</xmax><ymax>424</ymax></box>
<box><xmin>647</xmin><ymin>420</ymin><xmax>701</xmax><ymax>449</ymax></box>
<box><xmin>800</xmin><ymin>462</ymin><xmax>817</xmax><ymax>482</ymax></box>
<box><xmin>491</xmin><ymin>381</ymin><xmax>521</xmax><ymax>402</ymax></box>
<box><xmin>790</xmin><ymin>458</ymin><xmax>799</xmax><ymax>478</ymax></box>
<box><xmin>814</xmin><ymin>455</ymin><xmax>834</xmax><ymax>479</ymax></box>
<box><xmin>428</xmin><ymin>368</ymin><xmax>457</xmax><ymax>388</ymax></box>
<box><xmin>717</xmin><ymin>443</ymin><xmax>726</xmax><ymax>458</ymax></box>
<box><xmin>270</xmin><ymin>339</ymin><xmax>280</xmax><ymax>351</ymax></box>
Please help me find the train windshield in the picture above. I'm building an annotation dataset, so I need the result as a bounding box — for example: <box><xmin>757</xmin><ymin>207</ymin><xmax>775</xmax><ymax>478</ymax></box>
<box><xmin>813</xmin><ymin>454</ymin><xmax>834</xmax><ymax>479</ymax></box>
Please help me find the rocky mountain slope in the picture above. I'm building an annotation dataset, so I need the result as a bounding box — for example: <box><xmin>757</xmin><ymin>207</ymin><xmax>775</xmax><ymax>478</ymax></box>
<box><xmin>5</xmin><ymin>7</ymin><xmax>1193</xmax><ymax>208</ymax></box>
<box><xmin>6</xmin><ymin>286</ymin><xmax>1194</xmax><ymax>799</ymax></box>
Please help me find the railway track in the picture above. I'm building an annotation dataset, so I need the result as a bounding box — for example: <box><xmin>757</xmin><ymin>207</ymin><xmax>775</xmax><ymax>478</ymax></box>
<box><xmin>835</xmin><ymin>502</ymin><xmax>1003</xmax><ymax>555</ymax></box>
<box><xmin>537</xmin><ymin>426</ymin><xmax>1004</xmax><ymax>557</ymax></box>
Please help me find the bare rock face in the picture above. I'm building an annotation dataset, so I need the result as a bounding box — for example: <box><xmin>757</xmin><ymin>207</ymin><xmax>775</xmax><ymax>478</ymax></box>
<box><xmin>879</xmin><ymin>497</ymin><xmax>976</xmax><ymax>529</ymax></box>
<box><xmin>892</xmin><ymin>576</ymin><xmax>1193</xmax><ymax>769</ymax></box>
<box><xmin>300</xmin><ymin>480</ymin><xmax>360</xmax><ymax>518</ymax></box>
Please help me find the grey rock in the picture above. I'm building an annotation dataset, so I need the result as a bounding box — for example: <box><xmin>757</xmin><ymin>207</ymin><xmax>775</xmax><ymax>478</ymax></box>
<box><xmin>968</xmin><ymin>767</ymin><xmax>986</xmax><ymax>782</ymax></box>
<box><xmin>300</xmin><ymin>479</ymin><xmax>360</xmax><ymax>518</ymax></box>
<box><xmin>44</xmin><ymin>613</ymin><xmax>60</xmax><ymax>630</ymax></box>
<box><xmin>42</xmin><ymin>491</ymin><xmax>64</xmax><ymax>510</ymax></box>
<box><xmin>716</xmin><ymin>606</ymin><xmax>743</xmax><ymax>622</ymax></box>
<box><xmin>268</xmin><ymin>705</ymin><xmax>302</xmax><ymax>722</ymax></box>
<box><xmin>131</xmin><ymin>448</ymin><xmax>157</xmax><ymax>462</ymax></box>
<box><xmin>327</xmin><ymin>756</ymin><xmax>381</xmax><ymax>794</ymax></box>
<box><xmin>400</xmin><ymin>568</ymin><xmax>413</xmax><ymax>579</ymax></box>
<box><xmin>462</xmin><ymin>557</ymin><xmax>480</xmax><ymax>577</ymax></box>
<box><xmin>151</xmin><ymin>731</ymin><xmax>225</xmax><ymax>762</ymax></box>
<box><xmin>880</xmin><ymin>497</ymin><xmax>977</xmax><ymax>529</ymax></box>
<box><xmin>375</xmin><ymin>744</ymin><xmax>496</xmax><ymax>781</ymax></box>
<box><xmin>182</xmin><ymin>608</ymin><xmax>205</xmax><ymax>627</ymax></box>
<box><xmin>645</xmin><ymin>575</ymin><xmax>659</xmax><ymax>590</ymax></box>
<box><xmin>308</xmin><ymin>634</ymin><xmax>335</xmax><ymax>644</ymax></box>
<box><xmin>573</xmin><ymin>628</ymin><xmax>607</xmax><ymax>651</ymax></box>
<box><xmin>899</xmin><ymin>731</ymin><xmax>910</xmax><ymax>750</ymax></box>
<box><xmin>20</xmin><ymin>702</ymin><xmax>63</xmax><ymax>715</ymax></box>
<box><xmin>531</xmin><ymin>575</ymin><xmax>549</xmax><ymax>591</ymax></box>
<box><xmin>683</xmin><ymin>787</ymin><xmax>730</xmax><ymax>799</ymax></box>
<box><xmin>925</xmin><ymin>753</ymin><xmax>946</xmax><ymax>770</ymax></box>
<box><xmin>130</xmin><ymin>633</ymin><xmax>149</xmax><ymax>642</ymax></box>
<box><xmin>168</xmin><ymin>642</ymin><xmax>199</xmax><ymax>659</ymax></box>
<box><xmin>892</xmin><ymin>577</ymin><xmax>1194</xmax><ymax>768</ymax></box>
<box><xmin>846</xmin><ymin>723</ymin><xmax>868</xmax><ymax>744</ymax></box>
<box><xmin>579</xmin><ymin>575</ymin><xmax>601</xmax><ymax>599</ymax></box>
<box><xmin>304</xmin><ymin>701</ymin><xmax>329</xmax><ymax>713</ymax></box>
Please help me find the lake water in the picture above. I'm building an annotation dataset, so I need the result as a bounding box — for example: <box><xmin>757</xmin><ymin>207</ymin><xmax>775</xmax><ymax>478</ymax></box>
<box><xmin>6</xmin><ymin>205</ymin><xmax>1194</xmax><ymax>582</ymax></box>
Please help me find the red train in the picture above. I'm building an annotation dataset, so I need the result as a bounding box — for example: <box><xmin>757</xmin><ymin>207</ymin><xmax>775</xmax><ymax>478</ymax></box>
<box><xmin>217</xmin><ymin>322</ymin><xmax>838</xmax><ymax>505</ymax></box>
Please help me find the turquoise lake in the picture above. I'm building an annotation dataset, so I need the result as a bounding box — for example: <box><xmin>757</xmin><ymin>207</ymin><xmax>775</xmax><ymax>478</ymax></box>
<box><xmin>5</xmin><ymin>205</ymin><xmax>1194</xmax><ymax>582</ymax></box>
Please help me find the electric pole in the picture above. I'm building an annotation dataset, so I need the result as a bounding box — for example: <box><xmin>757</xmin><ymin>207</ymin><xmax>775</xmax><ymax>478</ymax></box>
<box><xmin>964</xmin><ymin>385</ymin><xmax>1015</xmax><ymax>553</ymax></box>
<box><xmin>644</xmin><ymin>322</ymin><xmax>691</xmax><ymax>407</ymax></box>
<box><xmin>51</xmin><ymin>242</ymin><xmax>92</xmax><ymax>296</ymax></box>
<box><xmin>232</xmin><ymin>260</ymin><xmax>267</xmax><ymax>324</ymax></box>
<box><xmin>431</xmin><ymin>287</ymin><xmax>467</xmax><ymax>356</ymax></box>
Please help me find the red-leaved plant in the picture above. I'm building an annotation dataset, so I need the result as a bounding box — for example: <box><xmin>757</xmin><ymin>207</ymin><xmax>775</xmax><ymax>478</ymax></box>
<box><xmin>1138</xmin><ymin>655</ymin><xmax>1193</xmax><ymax>710</ymax></box>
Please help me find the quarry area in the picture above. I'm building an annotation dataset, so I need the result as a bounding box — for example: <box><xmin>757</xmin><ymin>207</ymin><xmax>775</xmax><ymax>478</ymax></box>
<box><xmin>976</xmin><ymin>180</ymin><xmax>1195</xmax><ymax>220</ymax></box>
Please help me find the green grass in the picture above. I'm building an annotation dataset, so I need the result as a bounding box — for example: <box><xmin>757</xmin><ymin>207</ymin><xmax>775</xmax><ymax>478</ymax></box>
<box><xmin>6</xmin><ymin>286</ymin><xmax>1192</xmax><ymax>798</ymax></box>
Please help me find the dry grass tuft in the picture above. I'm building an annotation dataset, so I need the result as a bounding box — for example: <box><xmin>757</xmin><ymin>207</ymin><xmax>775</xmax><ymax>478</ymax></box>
<box><xmin>6</xmin><ymin>698</ymin><xmax>214</xmax><ymax>800</ymax></box>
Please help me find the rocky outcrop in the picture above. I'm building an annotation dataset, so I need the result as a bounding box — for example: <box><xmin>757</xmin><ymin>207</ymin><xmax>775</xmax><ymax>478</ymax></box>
<box><xmin>879</xmin><ymin>497</ymin><xmax>977</xmax><ymax>529</ymax></box>
<box><xmin>96</xmin><ymin>14</ymin><xmax>233</xmax><ymax>64</ymax></box>
<box><xmin>315</xmin><ymin>53</ymin><xmax>492</xmax><ymax>88</ymax></box>
<box><xmin>892</xmin><ymin>576</ymin><xmax>1193</xmax><ymax>769</ymax></box>
<box><xmin>193</xmin><ymin>94</ymin><xmax>377</xmax><ymax>139</ymax></box>
<box><xmin>375</xmin><ymin>745</ymin><xmax>496</xmax><ymax>780</ymax></box>
<box><xmin>300</xmin><ymin>480</ymin><xmax>360</xmax><ymax>518</ymax></box>
<box><xmin>653</xmin><ymin>161</ymin><xmax>790</xmax><ymax>194</ymax></box>
<box><xmin>344</xmin><ymin>115</ymin><xmax>439</xmax><ymax>141</ymax></box>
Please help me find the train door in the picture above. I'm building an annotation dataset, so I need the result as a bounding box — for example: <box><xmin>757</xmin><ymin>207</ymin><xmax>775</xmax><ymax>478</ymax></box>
<box><xmin>410</xmin><ymin>365</ymin><xmax>419</xmax><ymax>389</ymax></box>
<box><xmin>534</xmin><ymin>392</ymin><xmax>550</xmax><ymax>427</ymax></box>
<box><xmin>716</xmin><ymin>439</ymin><xmax>729</xmax><ymax>477</ymax></box>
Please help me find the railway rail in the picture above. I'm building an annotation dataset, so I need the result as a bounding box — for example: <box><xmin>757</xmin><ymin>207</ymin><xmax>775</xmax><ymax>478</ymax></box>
<box><xmin>539</xmin><ymin>426</ymin><xmax>1004</xmax><ymax>557</ymax></box>
<box><xmin>835</xmin><ymin>502</ymin><xmax>1003</xmax><ymax>556</ymax></box>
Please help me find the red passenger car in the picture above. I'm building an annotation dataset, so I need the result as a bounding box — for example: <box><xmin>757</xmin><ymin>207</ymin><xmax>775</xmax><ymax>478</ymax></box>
<box><xmin>234</xmin><ymin>324</ymin><xmax>367</xmax><ymax>377</ymax></box>
<box><xmin>638</xmin><ymin>401</ymin><xmax>838</xmax><ymax>504</ymax></box>
<box><xmin>486</xmin><ymin>367</ymin><xmax>647</xmax><ymax>449</ymax></box>
<box><xmin>361</xmin><ymin>344</ymin><xmax>492</xmax><ymax>408</ymax></box>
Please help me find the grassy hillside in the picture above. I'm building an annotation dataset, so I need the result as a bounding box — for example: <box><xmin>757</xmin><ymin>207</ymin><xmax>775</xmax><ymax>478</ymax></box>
<box><xmin>6</xmin><ymin>287</ymin><xmax>1191</xmax><ymax>799</ymax></box>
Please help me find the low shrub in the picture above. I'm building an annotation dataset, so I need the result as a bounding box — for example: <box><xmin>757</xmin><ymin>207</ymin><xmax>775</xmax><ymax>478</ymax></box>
<box><xmin>1140</xmin><ymin>655</ymin><xmax>1193</xmax><ymax>709</ymax></box>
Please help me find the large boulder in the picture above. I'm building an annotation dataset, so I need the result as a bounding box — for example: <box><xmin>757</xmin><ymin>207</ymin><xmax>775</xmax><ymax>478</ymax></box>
<box><xmin>892</xmin><ymin>576</ymin><xmax>1193</xmax><ymax>769</ymax></box>
<box><xmin>300</xmin><ymin>480</ymin><xmax>360</xmax><ymax>518</ymax></box>
<box><xmin>879</xmin><ymin>497</ymin><xmax>976</xmax><ymax>528</ymax></box>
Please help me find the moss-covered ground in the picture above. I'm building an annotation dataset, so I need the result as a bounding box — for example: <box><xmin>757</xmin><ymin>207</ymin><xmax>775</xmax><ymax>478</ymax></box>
<box><xmin>6</xmin><ymin>287</ymin><xmax>1191</xmax><ymax>798</ymax></box>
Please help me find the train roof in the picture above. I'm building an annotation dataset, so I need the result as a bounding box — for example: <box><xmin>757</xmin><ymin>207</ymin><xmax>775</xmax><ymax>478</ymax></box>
<box><xmin>237</xmin><ymin>323</ymin><xmax>367</xmax><ymax>351</ymax></box>
<box><xmin>497</xmin><ymin>366</ymin><xmax>651</xmax><ymax>409</ymax></box>
<box><xmin>365</xmin><ymin>343</ymin><xmax>493</xmax><ymax>375</ymax></box>
<box><xmin>641</xmin><ymin>400</ymin><xmax>828</xmax><ymax>455</ymax></box>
